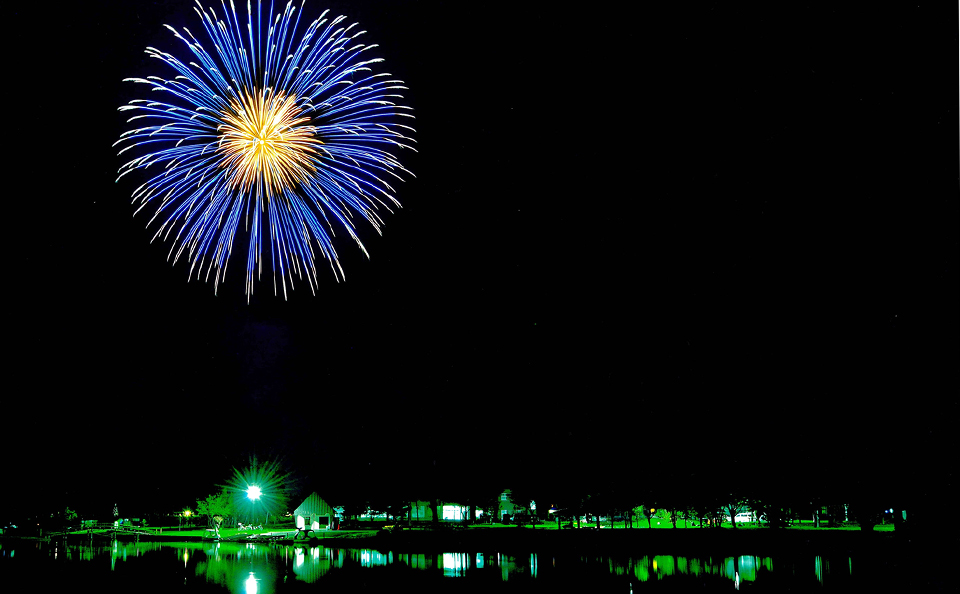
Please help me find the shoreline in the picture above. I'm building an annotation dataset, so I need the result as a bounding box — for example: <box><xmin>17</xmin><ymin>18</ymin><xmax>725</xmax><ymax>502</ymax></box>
<box><xmin>20</xmin><ymin>527</ymin><xmax>905</xmax><ymax>554</ymax></box>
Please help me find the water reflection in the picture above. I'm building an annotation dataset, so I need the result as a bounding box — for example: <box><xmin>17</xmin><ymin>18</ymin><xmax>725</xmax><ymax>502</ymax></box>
<box><xmin>291</xmin><ymin>543</ymin><xmax>341</xmax><ymax>582</ymax></box>
<box><xmin>605</xmin><ymin>553</ymin><xmax>777</xmax><ymax>586</ymax></box>
<box><xmin>190</xmin><ymin>541</ymin><xmax>279</xmax><ymax>594</ymax></box>
<box><xmin>5</xmin><ymin>538</ymin><xmax>870</xmax><ymax>592</ymax></box>
<box><xmin>442</xmin><ymin>552</ymin><xmax>467</xmax><ymax>576</ymax></box>
<box><xmin>357</xmin><ymin>548</ymin><xmax>392</xmax><ymax>567</ymax></box>
<box><xmin>396</xmin><ymin>552</ymin><xmax>434</xmax><ymax>571</ymax></box>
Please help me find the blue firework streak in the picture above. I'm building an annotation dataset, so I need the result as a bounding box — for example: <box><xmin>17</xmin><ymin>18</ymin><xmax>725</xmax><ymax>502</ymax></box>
<box><xmin>115</xmin><ymin>0</ymin><xmax>415</xmax><ymax>299</ymax></box>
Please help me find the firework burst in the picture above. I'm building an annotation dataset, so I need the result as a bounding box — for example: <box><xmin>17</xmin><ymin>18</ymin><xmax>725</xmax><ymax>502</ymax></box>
<box><xmin>115</xmin><ymin>0</ymin><xmax>415</xmax><ymax>299</ymax></box>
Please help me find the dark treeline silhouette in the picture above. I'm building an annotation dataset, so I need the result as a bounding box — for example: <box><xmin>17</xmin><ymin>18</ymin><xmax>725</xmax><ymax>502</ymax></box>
<box><xmin>294</xmin><ymin>400</ymin><xmax>951</xmax><ymax>547</ymax></box>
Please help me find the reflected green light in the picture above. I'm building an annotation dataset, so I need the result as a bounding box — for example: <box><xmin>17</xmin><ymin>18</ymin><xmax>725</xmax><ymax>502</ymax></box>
<box><xmin>654</xmin><ymin>555</ymin><xmax>676</xmax><ymax>577</ymax></box>
<box><xmin>245</xmin><ymin>572</ymin><xmax>258</xmax><ymax>594</ymax></box>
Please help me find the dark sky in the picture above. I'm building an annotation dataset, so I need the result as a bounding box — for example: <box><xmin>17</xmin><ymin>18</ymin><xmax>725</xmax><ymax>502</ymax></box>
<box><xmin>6</xmin><ymin>3</ymin><xmax>956</xmax><ymax>520</ymax></box>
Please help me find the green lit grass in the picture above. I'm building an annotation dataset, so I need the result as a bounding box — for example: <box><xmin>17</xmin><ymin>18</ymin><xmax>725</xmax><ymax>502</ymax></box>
<box><xmin>68</xmin><ymin>527</ymin><xmax>295</xmax><ymax>538</ymax></box>
<box><xmin>68</xmin><ymin>526</ymin><xmax>382</xmax><ymax>539</ymax></box>
<box><xmin>497</xmin><ymin>518</ymin><xmax>895</xmax><ymax>531</ymax></box>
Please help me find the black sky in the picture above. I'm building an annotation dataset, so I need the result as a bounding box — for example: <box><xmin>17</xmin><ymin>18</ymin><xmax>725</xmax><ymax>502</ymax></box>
<box><xmin>5</xmin><ymin>3</ymin><xmax>956</xmax><ymax>519</ymax></box>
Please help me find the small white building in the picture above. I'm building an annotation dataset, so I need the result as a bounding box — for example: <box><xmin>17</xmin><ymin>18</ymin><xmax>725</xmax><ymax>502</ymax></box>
<box><xmin>294</xmin><ymin>492</ymin><xmax>336</xmax><ymax>530</ymax></box>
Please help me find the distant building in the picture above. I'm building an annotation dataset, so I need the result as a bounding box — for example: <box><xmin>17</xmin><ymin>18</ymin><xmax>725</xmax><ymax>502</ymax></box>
<box><xmin>499</xmin><ymin>490</ymin><xmax>535</xmax><ymax>521</ymax></box>
<box><xmin>410</xmin><ymin>501</ymin><xmax>435</xmax><ymax>521</ymax></box>
<box><xmin>294</xmin><ymin>492</ymin><xmax>337</xmax><ymax>530</ymax></box>
<box><xmin>408</xmin><ymin>501</ymin><xmax>479</xmax><ymax>522</ymax></box>
<box><xmin>441</xmin><ymin>504</ymin><xmax>478</xmax><ymax>521</ymax></box>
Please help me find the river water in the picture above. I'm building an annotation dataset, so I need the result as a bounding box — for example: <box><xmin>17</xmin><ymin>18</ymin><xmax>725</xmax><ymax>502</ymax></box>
<box><xmin>0</xmin><ymin>537</ymin><xmax>916</xmax><ymax>592</ymax></box>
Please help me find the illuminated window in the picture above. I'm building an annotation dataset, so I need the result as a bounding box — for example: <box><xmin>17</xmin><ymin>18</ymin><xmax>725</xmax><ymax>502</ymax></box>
<box><xmin>442</xmin><ymin>506</ymin><xmax>465</xmax><ymax>521</ymax></box>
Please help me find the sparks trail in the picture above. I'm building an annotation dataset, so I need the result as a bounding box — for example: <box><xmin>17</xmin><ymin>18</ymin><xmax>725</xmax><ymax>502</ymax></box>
<box><xmin>116</xmin><ymin>0</ymin><xmax>416</xmax><ymax>300</ymax></box>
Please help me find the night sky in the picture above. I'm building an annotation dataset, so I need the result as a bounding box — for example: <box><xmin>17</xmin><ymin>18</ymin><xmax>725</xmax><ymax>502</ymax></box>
<box><xmin>6</xmin><ymin>3</ymin><xmax>956</xmax><ymax>522</ymax></box>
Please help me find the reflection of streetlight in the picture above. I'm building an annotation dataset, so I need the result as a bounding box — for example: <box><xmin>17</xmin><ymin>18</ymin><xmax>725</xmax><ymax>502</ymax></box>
<box><xmin>244</xmin><ymin>572</ymin><xmax>258</xmax><ymax>594</ymax></box>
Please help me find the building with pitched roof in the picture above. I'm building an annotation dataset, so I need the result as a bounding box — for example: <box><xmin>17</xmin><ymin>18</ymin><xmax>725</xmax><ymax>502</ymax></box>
<box><xmin>294</xmin><ymin>492</ymin><xmax>337</xmax><ymax>530</ymax></box>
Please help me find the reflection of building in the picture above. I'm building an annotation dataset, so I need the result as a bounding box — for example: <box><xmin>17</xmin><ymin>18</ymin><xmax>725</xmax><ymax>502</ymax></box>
<box><xmin>294</xmin><ymin>493</ymin><xmax>336</xmax><ymax>530</ymax></box>
<box><xmin>292</xmin><ymin>546</ymin><xmax>343</xmax><ymax>583</ymax></box>
<box><xmin>358</xmin><ymin>549</ymin><xmax>393</xmax><ymax>567</ymax></box>
<box><xmin>398</xmin><ymin>553</ymin><xmax>435</xmax><ymax>570</ymax></box>
<box><xmin>442</xmin><ymin>552</ymin><xmax>470</xmax><ymax>576</ymax></box>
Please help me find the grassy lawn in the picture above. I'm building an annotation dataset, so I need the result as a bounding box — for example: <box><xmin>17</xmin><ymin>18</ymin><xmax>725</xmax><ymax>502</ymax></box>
<box><xmin>494</xmin><ymin>519</ymin><xmax>894</xmax><ymax>531</ymax></box>
<box><xmin>69</xmin><ymin>526</ymin><xmax>304</xmax><ymax>538</ymax></box>
<box><xmin>469</xmin><ymin>520</ymin><xmax>678</xmax><ymax>530</ymax></box>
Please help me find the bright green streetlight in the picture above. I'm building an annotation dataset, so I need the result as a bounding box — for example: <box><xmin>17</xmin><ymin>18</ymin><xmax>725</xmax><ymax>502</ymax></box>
<box><xmin>246</xmin><ymin>485</ymin><xmax>262</xmax><ymax>501</ymax></box>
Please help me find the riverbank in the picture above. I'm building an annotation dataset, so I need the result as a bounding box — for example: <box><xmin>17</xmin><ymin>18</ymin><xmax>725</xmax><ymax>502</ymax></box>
<box><xmin>60</xmin><ymin>525</ymin><xmax>908</xmax><ymax>555</ymax></box>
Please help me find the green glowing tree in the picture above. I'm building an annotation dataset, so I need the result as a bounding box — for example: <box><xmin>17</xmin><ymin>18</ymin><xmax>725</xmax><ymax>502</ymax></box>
<box><xmin>196</xmin><ymin>490</ymin><xmax>234</xmax><ymax>538</ymax></box>
<box><xmin>721</xmin><ymin>492</ymin><xmax>750</xmax><ymax>529</ymax></box>
<box><xmin>678</xmin><ymin>506</ymin><xmax>696</xmax><ymax>528</ymax></box>
<box><xmin>659</xmin><ymin>506</ymin><xmax>679</xmax><ymax>528</ymax></box>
